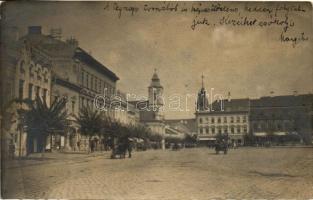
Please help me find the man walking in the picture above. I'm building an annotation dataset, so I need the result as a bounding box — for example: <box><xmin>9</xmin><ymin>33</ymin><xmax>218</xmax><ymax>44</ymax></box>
<box><xmin>127</xmin><ymin>139</ymin><xmax>132</xmax><ymax>158</ymax></box>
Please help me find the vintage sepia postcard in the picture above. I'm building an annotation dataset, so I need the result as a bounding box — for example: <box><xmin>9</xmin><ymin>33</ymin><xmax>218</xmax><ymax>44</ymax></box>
<box><xmin>0</xmin><ymin>1</ymin><xmax>312</xmax><ymax>199</ymax></box>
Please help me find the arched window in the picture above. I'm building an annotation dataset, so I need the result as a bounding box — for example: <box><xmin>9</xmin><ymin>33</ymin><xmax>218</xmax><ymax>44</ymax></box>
<box><xmin>37</xmin><ymin>67</ymin><xmax>42</xmax><ymax>80</ymax></box>
<box><xmin>29</xmin><ymin>64</ymin><xmax>34</xmax><ymax>77</ymax></box>
<box><xmin>20</xmin><ymin>61</ymin><xmax>25</xmax><ymax>73</ymax></box>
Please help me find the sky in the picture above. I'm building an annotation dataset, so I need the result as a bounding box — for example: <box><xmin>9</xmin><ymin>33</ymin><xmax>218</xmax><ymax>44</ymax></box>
<box><xmin>2</xmin><ymin>1</ymin><xmax>312</xmax><ymax>119</ymax></box>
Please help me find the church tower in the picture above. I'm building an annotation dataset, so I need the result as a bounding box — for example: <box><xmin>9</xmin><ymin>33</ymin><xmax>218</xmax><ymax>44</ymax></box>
<box><xmin>196</xmin><ymin>74</ymin><xmax>209</xmax><ymax>111</ymax></box>
<box><xmin>148</xmin><ymin>69</ymin><xmax>164</xmax><ymax>112</ymax></box>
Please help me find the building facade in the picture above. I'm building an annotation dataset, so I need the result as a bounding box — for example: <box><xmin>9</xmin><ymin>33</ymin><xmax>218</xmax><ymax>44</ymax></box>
<box><xmin>196</xmin><ymin>98</ymin><xmax>250</xmax><ymax>146</ymax></box>
<box><xmin>3</xmin><ymin>26</ymin><xmax>53</xmax><ymax>156</ymax></box>
<box><xmin>4</xmin><ymin>26</ymin><xmax>123</xmax><ymax>155</ymax></box>
<box><xmin>250</xmin><ymin>94</ymin><xmax>313</xmax><ymax>145</ymax></box>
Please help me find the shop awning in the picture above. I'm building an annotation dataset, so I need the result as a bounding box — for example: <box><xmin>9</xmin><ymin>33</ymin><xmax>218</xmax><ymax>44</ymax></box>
<box><xmin>274</xmin><ymin>132</ymin><xmax>287</xmax><ymax>136</ymax></box>
<box><xmin>253</xmin><ymin>132</ymin><xmax>267</xmax><ymax>137</ymax></box>
<box><xmin>198</xmin><ymin>137</ymin><xmax>216</xmax><ymax>141</ymax></box>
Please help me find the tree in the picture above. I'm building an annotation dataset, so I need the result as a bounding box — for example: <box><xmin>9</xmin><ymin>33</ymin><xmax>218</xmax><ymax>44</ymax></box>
<box><xmin>75</xmin><ymin>106</ymin><xmax>103</xmax><ymax>145</ymax></box>
<box><xmin>23</xmin><ymin>95</ymin><xmax>68</xmax><ymax>153</ymax></box>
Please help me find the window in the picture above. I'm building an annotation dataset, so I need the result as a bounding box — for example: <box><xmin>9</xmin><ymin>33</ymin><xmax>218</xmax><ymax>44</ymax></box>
<box><xmin>236</xmin><ymin>116</ymin><xmax>240</xmax><ymax>123</ymax></box>
<box><xmin>80</xmin><ymin>97</ymin><xmax>85</xmax><ymax>108</ymax></box>
<box><xmin>211</xmin><ymin>128</ymin><xmax>215</xmax><ymax>134</ymax></box>
<box><xmin>237</xmin><ymin>126</ymin><xmax>241</xmax><ymax>133</ymax></box>
<box><xmin>199</xmin><ymin>118</ymin><xmax>202</xmax><ymax>124</ymax></box>
<box><xmin>91</xmin><ymin>75</ymin><xmax>94</xmax><ymax>90</ymax></box>
<box><xmin>224</xmin><ymin>128</ymin><xmax>228</xmax><ymax>133</ymax></box>
<box><xmin>18</xmin><ymin>79</ymin><xmax>24</xmax><ymax>100</ymax></box>
<box><xmin>243</xmin><ymin>126</ymin><xmax>247</xmax><ymax>133</ymax></box>
<box><xmin>217</xmin><ymin>117</ymin><xmax>221</xmax><ymax>123</ymax></box>
<box><xmin>20</xmin><ymin>61</ymin><xmax>25</xmax><ymax>73</ymax></box>
<box><xmin>205</xmin><ymin>128</ymin><xmax>209</xmax><ymax>134</ymax></box>
<box><xmin>200</xmin><ymin>128</ymin><xmax>203</xmax><ymax>134</ymax></box>
<box><xmin>43</xmin><ymin>72</ymin><xmax>48</xmax><ymax>83</ymax></box>
<box><xmin>35</xmin><ymin>86</ymin><xmax>40</xmax><ymax>97</ymax></box>
<box><xmin>218</xmin><ymin>129</ymin><xmax>222</xmax><ymax>134</ymax></box>
<box><xmin>231</xmin><ymin>127</ymin><xmax>234</xmax><ymax>134</ymax></box>
<box><xmin>28</xmin><ymin>83</ymin><xmax>33</xmax><ymax>99</ymax></box>
<box><xmin>230</xmin><ymin>116</ymin><xmax>234</xmax><ymax>123</ymax></box>
<box><xmin>81</xmin><ymin>70</ymin><xmax>84</xmax><ymax>86</ymax></box>
<box><xmin>99</xmin><ymin>80</ymin><xmax>102</xmax><ymax>93</ymax></box>
<box><xmin>86</xmin><ymin>73</ymin><xmax>89</xmax><ymax>88</ymax></box>
<box><xmin>29</xmin><ymin>65</ymin><xmax>34</xmax><ymax>77</ymax></box>
<box><xmin>224</xmin><ymin>117</ymin><xmax>227</xmax><ymax>123</ymax></box>
<box><xmin>72</xmin><ymin>101</ymin><xmax>75</xmax><ymax>113</ymax></box>
<box><xmin>243</xmin><ymin>116</ymin><xmax>247</xmax><ymax>123</ymax></box>
<box><xmin>42</xmin><ymin>89</ymin><xmax>47</xmax><ymax>103</ymax></box>
<box><xmin>37</xmin><ymin>69</ymin><xmax>42</xmax><ymax>81</ymax></box>
<box><xmin>95</xmin><ymin>77</ymin><xmax>98</xmax><ymax>92</ymax></box>
<box><xmin>211</xmin><ymin>118</ymin><xmax>215</xmax><ymax>123</ymax></box>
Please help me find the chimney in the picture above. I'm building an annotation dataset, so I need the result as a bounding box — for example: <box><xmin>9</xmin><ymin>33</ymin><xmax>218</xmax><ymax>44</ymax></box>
<box><xmin>28</xmin><ymin>26</ymin><xmax>42</xmax><ymax>35</ymax></box>
<box><xmin>66</xmin><ymin>36</ymin><xmax>79</xmax><ymax>48</ymax></box>
<box><xmin>50</xmin><ymin>28</ymin><xmax>62</xmax><ymax>40</ymax></box>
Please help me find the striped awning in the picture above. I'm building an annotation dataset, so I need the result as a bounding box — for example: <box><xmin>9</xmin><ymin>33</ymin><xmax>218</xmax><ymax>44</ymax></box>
<box><xmin>274</xmin><ymin>132</ymin><xmax>287</xmax><ymax>136</ymax></box>
<box><xmin>198</xmin><ymin>137</ymin><xmax>216</xmax><ymax>141</ymax></box>
<box><xmin>253</xmin><ymin>132</ymin><xmax>267</xmax><ymax>137</ymax></box>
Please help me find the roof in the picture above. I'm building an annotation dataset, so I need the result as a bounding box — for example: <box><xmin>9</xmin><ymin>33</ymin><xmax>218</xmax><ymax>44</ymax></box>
<box><xmin>251</xmin><ymin>94</ymin><xmax>313</xmax><ymax>108</ymax></box>
<box><xmin>74</xmin><ymin>48</ymin><xmax>119</xmax><ymax>82</ymax></box>
<box><xmin>250</xmin><ymin>94</ymin><xmax>313</xmax><ymax>120</ymax></box>
<box><xmin>211</xmin><ymin>98</ymin><xmax>250</xmax><ymax>112</ymax></box>
<box><xmin>20</xmin><ymin>33</ymin><xmax>119</xmax><ymax>82</ymax></box>
<box><xmin>165</xmin><ymin>118</ymin><xmax>196</xmax><ymax>133</ymax></box>
<box><xmin>149</xmin><ymin>72</ymin><xmax>163</xmax><ymax>88</ymax></box>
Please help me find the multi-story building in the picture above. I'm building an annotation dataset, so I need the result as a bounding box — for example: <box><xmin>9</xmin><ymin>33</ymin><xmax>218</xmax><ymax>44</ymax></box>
<box><xmin>196</xmin><ymin>98</ymin><xmax>250</xmax><ymax>146</ymax></box>
<box><xmin>250</xmin><ymin>94</ymin><xmax>313</xmax><ymax>145</ymax></box>
<box><xmin>1</xmin><ymin>26</ymin><xmax>53</xmax><ymax>155</ymax></box>
<box><xmin>195</xmin><ymin>76</ymin><xmax>249</xmax><ymax>146</ymax></box>
<box><xmin>5</xmin><ymin>26</ymin><xmax>122</xmax><ymax>155</ymax></box>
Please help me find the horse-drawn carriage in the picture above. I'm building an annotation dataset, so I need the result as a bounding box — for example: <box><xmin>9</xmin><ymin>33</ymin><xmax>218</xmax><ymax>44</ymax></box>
<box><xmin>110</xmin><ymin>137</ymin><xmax>132</xmax><ymax>159</ymax></box>
<box><xmin>111</xmin><ymin>143</ymin><xmax>127</xmax><ymax>159</ymax></box>
<box><xmin>214</xmin><ymin>133</ymin><xmax>229</xmax><ymax>154</ymax></box>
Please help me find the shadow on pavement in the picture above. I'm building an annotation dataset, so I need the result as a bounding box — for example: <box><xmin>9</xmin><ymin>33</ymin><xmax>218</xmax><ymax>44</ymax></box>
<box><xmin>249</xmin><ymin>170</ymin><xmax>296</xmax><ymax>178</ymax></box>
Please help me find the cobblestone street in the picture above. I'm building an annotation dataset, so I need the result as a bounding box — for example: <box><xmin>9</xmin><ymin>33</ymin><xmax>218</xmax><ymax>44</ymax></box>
<box><xmin>2</xmin><ymin>148</ymin><xmax>313</xmax><ymax>199</ymax></box>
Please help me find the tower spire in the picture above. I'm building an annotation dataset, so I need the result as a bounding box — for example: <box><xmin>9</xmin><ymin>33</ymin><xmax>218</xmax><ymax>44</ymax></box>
<box><xmin>201</xmin><ymin>74</ymin><xmax>204</xmax><ymax>88</ymax></box>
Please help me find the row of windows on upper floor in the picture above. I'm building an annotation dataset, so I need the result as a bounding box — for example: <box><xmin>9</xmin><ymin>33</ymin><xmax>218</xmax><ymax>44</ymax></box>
<box><xmin>20</xmin><ymin>61</ymin><xmax>49</xmax><ymax>83</ymax></box>
<box><xmin>199</xmin><ymin>125</ymin><xmax>248</xmax><ymax>135</ymax></box>
<box><xmin>81</xmin><ymin>70</ymin><xmax>115</xmax><ymax>96</ymax></box>
<box><xmin>252</xmin><ymin>121</ymin><xmax>295</xmax><ymax>132</ymax></box>
<box><xmin>198</xmin><ymin>116</ymin><xmax>247</xmax><ymax>124</ymax></box>
<box><xmin>18</xmin><ymin>79</ymin><xmax>48</xmax><ymax>103</ymax></box>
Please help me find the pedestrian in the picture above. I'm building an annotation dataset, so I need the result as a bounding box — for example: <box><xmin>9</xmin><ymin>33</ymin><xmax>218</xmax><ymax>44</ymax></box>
<box><xmin>77</xmin><ymin>140</ymin><xmax>81</xmax><ymax>151</ymax></box>
<box><xmin>90</xmin><ymin>140</ymin><xmax>95</xmax><ymax>153</ymax></box>
<box><xmin>9</xmin><ymin>140</ymin><xmax>15</xmax><ymax>159</ymax></box>
<box><xmin>127</xmin><ymin>139</ymin><xmax>132</xmax><ymax>158</ymax></box>
<box><xmin>233</xmin><ymin>141</ymin><xmax>237</xmax><ymax>149</ymax></box>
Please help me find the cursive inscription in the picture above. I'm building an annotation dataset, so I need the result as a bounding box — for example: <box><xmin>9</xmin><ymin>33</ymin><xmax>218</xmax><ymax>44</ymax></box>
<box><xmin>103</xmin><ymin>2</ymin><xmax>310</xmax><ymax>47</ymax></box>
